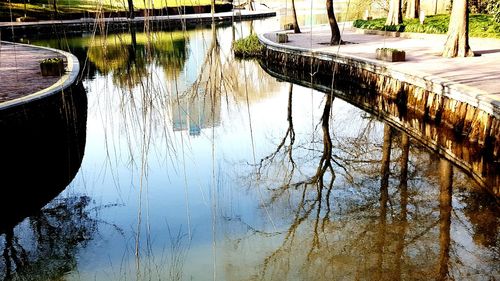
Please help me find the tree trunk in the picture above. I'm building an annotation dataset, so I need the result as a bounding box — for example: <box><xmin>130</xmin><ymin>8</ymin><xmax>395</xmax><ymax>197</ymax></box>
<box><xmin>52</xmin><ymin>0</ymin><xmax>58</xmax><ymax>19</ymax></box>
<box><xmin>406</xmin><ymin>0</ymin><xmax>420</xmax><ymax>18</ymax></box>
<box><xmin>326</xmin><ymin>0</ymin><xmax>342</xmax><ymax>45</ymax></box>
<box><xmin>291</xmin><ymin>0</ymin><xmax>301</xmax><ymax>33</ymax></box>
<box><xmin>127</xmin><ymin>0</ymin><xmax>135</xmax><ymax>19</ymax></box>
<box><xmin>385</xmin><ymin>0</ymin><xmax>402</xmax><ymax>25</ymax></box>
<box><xmin>442</xmin><ymin>0</ymin><xmax>474</xmax><ymax>57</ymax></box>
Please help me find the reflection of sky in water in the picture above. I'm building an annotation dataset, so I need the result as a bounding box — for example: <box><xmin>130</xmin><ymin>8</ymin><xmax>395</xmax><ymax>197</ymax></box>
<box><xmin>5</xmin><ymin>17</ymin><xmax>498</xmax><ymax>280</ymax></box>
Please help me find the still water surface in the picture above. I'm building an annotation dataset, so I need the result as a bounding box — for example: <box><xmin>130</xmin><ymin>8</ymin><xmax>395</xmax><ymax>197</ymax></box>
<box><xmin>1</xmin><ymin>18</ymin><xmax>499</xmax><ymax>280</ymax></box>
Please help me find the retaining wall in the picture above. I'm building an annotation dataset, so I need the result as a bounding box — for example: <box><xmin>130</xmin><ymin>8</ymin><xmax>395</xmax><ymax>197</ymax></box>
<box><xmin>259</xmin><ymin>33</ymin><xmax>500</xmax><ymax>196</ymax></box>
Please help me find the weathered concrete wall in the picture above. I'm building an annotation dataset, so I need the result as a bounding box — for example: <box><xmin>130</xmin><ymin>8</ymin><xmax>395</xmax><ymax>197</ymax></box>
<box><xmin>260</xmin><ymin>45</ymin><xmax>499</xmax><ymax>196</ymax></box>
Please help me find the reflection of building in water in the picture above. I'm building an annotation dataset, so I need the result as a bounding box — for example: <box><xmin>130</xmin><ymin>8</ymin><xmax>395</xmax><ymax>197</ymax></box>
<box><xmin>171</xmin><ymin>91</ymin><xmax>221</xmax><ymax>136</ymax></box>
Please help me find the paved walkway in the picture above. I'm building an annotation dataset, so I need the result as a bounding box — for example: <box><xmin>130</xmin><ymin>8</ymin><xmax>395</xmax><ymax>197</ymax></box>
<box><xmin>0</xmin><ymin>42</ymin><xmax>65</xmax><ymax>103</ymax></box>
<box><xmin>264</xmin><ymin>24</ymin><xmax>500</xmax><ymax>113</ymax></box>
<box><xmin>0</xmin><ymin>10</ymin><xmax>275</xmax><ymax>29</ymax></box>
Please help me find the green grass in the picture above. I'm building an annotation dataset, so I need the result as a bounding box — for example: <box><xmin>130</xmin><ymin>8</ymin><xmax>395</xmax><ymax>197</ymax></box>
<box><xmin>353</xmin><ymin>14</ymin><xmax>500</xmax><ymax>38</ymax></box>
<box><xmin>9</xmin><ymin>0</ymin><xmax>222</xmax><ymax>9</ymax></box>
<box><xmin>0</xmin><ymin>0</ymin><xmax>228</xmax><ymax>21</ymax></box>
<box><xmin>232</xmin><ymin>34</ymin><xmax>264</xmax><ymax>58</ymax></box>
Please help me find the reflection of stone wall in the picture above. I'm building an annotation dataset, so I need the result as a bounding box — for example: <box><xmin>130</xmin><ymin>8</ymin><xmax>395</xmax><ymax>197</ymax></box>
<box><xmin>170</xmin><ymin>91</ymin><xmax>221</xmax><ymax>136</ymax></box>
<box><xmin>261</xmin><ymin>50</ymin><xmax>500</xmax><ymax>196</ymax></box>
<box><xmin>0</xmin><ymin>83</ymin><xmax>88</xmax><ymax>234</ymax></box>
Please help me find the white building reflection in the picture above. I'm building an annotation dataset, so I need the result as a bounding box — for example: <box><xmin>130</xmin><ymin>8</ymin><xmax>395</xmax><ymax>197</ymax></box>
<box><xmin>171</xmin><ymin>91</ymin><xmax>221</xmax><ymax>136</ymax></box>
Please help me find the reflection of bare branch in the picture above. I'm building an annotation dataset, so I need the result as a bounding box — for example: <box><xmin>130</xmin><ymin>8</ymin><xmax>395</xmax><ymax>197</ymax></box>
<box><xmin>256</xmin><ymin>92</ymin><xmax>339</xmax><ymax>279</ymax></box>
<box><xmin>257</xmin><ymin>84</ymin><xmax>297</xmax><ymax>185</ymax></box>
<box><xmin>0</xmin><ymin>196</ymin><xmax>98</xmax><ymax>280</ymax></box>
<box><xmin>290</xmin><ymin>93</ymin><xmax>336</xmax><ymax>190</ymax></box>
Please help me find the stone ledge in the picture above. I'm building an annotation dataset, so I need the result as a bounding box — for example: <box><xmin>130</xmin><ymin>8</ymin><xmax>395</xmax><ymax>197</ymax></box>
<box><xmin>258</xmin><ymin>32</ymin><xmax>500</xmax><ymax>119</ymax></box>
<box><xmin>0</xmin><ymin>41</ymin><xmax>80</xmax><ymax>111</ymax></box>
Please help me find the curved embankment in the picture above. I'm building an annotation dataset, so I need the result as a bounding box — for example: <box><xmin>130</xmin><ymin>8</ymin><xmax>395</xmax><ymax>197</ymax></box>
<box><xmin>258</xmin><ymin>32</ymin><xmax>499</xmax><ymax>196</ymax></box>
<box><xmin>0</xmin><ymin>42</ymin><xmax>86</xmax><ymax>233</ymax></box>
<box><xmin>0</xmin><ymin>41</ymin><xmax>80</xmax><ymax>110</ymax></box>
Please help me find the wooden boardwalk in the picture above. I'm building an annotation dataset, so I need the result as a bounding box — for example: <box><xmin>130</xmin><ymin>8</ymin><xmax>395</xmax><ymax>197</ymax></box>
<box><xmin>0</xmin><ymin>42</ymin><xmax>65</xmax><ymax>103</ymax></box>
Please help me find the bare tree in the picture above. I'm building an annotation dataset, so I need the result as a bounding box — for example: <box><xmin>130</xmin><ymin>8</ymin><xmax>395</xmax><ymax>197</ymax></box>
<box><xmin>326</xmin><ymin>0</ymin><xmax>342</xmax><ymax>44</ymax></box>
<box><xmin>386</xmin><ymin>0</ymin><xmax>403</xmax><ymax>25</ymax></box>
<box><xmin>442</xmin><ymin>0</ymin><xmax>474</xmax><ymax>57</ymax></box>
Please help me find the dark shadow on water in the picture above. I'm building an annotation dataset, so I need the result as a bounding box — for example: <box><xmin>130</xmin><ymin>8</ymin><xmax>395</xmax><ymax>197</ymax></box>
<box><xmin>0</xmin><ymin>83</ymin><xmax>88</xmax><ymax>235</ymax></box>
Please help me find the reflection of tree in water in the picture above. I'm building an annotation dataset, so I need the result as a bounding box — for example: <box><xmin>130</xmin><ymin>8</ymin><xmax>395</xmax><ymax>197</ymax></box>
<box><xmin>460</xmin><ymin>191</ymin><xmax>499</xmax><ymax>248</ymax></box>
<box><xmin>0</xmin><ymin>195</ymin><xmax>97</xmax><ymax>280</ymax></box>
<box><xmin>86</xmin><ymin>30</ymin><xmax>189</xmax><ymax>89</ymax></box>
<box><xmin>238</xmin><ymin>86</ymin><xmax>499</xmax><ymax>280</ymax></box>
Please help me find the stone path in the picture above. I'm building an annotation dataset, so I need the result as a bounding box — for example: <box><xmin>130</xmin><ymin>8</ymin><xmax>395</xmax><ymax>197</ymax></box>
<box><xmin>0</xmin><ymin>42</ymin><xmax>64</xmax><ymax>103</ymax></box>
<box><xmin>265</xmin><ymin>24</ymin><xmax>500</xmax><ymax>114</ymax></box>
<box><xmin>0</xmin><ymin>10</ymin><xmax>276</xmax><ymax>29</ymax></box>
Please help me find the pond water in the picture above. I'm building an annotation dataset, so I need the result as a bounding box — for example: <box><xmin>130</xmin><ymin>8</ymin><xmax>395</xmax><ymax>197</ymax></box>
<box><xmin>1</xmin><ymin>17</ymin><xmax>499</xmax><ymax>280</ymax></box>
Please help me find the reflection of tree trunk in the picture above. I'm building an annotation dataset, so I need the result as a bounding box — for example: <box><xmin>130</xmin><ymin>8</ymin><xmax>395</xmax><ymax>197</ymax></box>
<box><xmin>127</xmin><ymin>0</ymin><xmax>135</xmax><ymax>19</ymax></box>
<box><xmin>437</xmin><ymin>159</ymin><xmax>453</xmax><ymax>281</ymax></box>
<box><xmin>395</xmin><ymin>133</ymin><xmax>409</xmax><ymax>280</ymax></box>
<box><xmin>376</xmin><ymin>124</ymin><xmax>392</xmax><ymax>279</ymax></box>
<box><xmin>315</xmin><ymin>94</ymin><xmax>335</xmax><ymax>183</ymax></box>
<box><xmin>291</xmin><ymin>0</ymin><xmax>301</xmax><ymax>33</ymax></box>
<box><xmin>2</xmin><ymin>232</ymin><xmax>12</xmax><ymax>279</ymax></box>
<box><xmin>287</xmin><ymin>84</ymin><xmax>296</xmax><ymax>164</ymax></box>
<box><xmin>380</xmin><ymin>124</ymin><xmax>392</xmax><ymax>199</ymax></box>
<box><xmin>2</xmin><ymin>229</ymin><xmax>29</xmax><ymax>278</ymax></box>
<box><xmin>257</xmin><ymin>84</ymin><xmax>296</xmax><ymax>190</ymax></box>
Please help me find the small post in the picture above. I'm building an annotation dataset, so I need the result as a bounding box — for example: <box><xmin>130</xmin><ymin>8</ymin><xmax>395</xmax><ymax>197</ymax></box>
<box><xmin>419</xmin><ymin>10</ymin><xmax>425</xmax><ymax>24</ymax></box>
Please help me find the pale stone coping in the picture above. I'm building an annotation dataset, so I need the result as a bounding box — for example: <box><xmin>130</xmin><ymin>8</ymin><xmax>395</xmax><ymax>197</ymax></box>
<box><xmin>0</xmin><ymin>41</ymin><xmax>80</xmax><ymax>111</ymax></box>
<box><xmin>0</xmin><ymin>10</ymin><xmax>277</xmax><ymax>28</ymax></box>
<box><xmin>258</xmin><ymin>31</ymin><xmax>500</xmax><ymax>119</ymax></box>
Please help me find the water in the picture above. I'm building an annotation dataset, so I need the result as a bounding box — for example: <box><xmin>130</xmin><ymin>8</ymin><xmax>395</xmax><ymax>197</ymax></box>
<box><xmin>1</xmin><ymin>18</ymin><xmax>499</xmax><ymax>280</ymax></box>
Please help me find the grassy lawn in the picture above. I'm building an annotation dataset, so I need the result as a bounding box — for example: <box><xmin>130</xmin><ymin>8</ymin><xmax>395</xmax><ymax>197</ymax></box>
<box><xmin>0</xmin><ymin>0</ymin><xmax>228</xmax><ymax>21</ymax></box>
<box><xmin>353</xmin><ymin>14</ymin><xmax>500</xmax><ymax>39</ymax></box>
